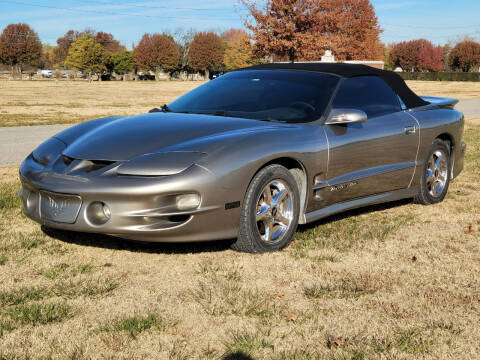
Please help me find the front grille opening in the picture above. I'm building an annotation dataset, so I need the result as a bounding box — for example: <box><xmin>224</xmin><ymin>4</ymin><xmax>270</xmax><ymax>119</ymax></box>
<box><xmin>141</xmin><ymin>214</ymin><xmax>192</xmax><ymax>230</ymax></box>
<box><xmin>168</xmin><ymin>215</ymin><xmax>190</xmax><ymax>223</ymax></box>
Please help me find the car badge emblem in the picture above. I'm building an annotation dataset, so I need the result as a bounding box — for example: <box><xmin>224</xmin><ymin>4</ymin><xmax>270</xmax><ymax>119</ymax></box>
<box><xmin>330</xmin><ymin>181</ymin><xmax>358</xmax><ymax>192</ymax></box>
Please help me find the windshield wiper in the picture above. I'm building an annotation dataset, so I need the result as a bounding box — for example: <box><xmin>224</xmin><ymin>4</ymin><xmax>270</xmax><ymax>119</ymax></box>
<box><xmin>148</xmin><ymin>104</ymin><xmax>171</xmax><ymax>113</ymax></box>
<box><xmin>161</xmin><ymin>104</ymin><xmax>172</xmax><ymax>112</ymax></box>
<box><xmin>255</xmin><ymin>117</ymin><xmax>286</xmax><ymax>123</ymax></box>
<box><xmin>209</xmin><ymin>110</ymin><xmax>246</xmax><ymax>118</ymax></box>
<box><xmin>165</xmin><ymin>109</ymin><xmax>285</xmax><ymax>122</ymax></box>
<box><xmin>190</xmin><ymin>110</ymin><xmax>239</xmax><ymax>118</ymax></box>
<box><xmin>213</xmin><ymin>110</ymin><xmax>230</xmax><ymax>117</ymax></box>
<box><xmin>207</xmin><ymin>111</ymin><xmax>286</xmax><ymax>122</ymax></box>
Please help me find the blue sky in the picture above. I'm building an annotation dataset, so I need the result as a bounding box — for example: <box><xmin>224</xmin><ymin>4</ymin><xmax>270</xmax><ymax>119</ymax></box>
<box><xmin>0</xmin><ymin>0</ymin><xmax>479</xmax><ymax>48</ymax></box>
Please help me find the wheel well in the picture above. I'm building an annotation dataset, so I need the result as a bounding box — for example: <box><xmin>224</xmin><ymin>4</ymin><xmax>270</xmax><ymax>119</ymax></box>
<box><xmin>258</xmin><ymin>157</ymin><xmax>308</xmax><ymax>224</ymax></box>
<box><xmin>435</xmin><ymin>133</ymin><xmax>455</xmax><ymax>177</ymax></box>
<box><xmin>436</xmin><ymin>133</ymin><xmax>454</xmax><ymax>151</ymax></box>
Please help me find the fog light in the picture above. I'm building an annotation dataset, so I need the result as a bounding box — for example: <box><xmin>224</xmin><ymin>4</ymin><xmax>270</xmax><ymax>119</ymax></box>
<box><xmin>175</xmin><ymin>194</ymin><xmax>200</xmax><ymax>210</ymax></box>
<box><xmin>26</xmin><ymin>190</ymin><xmax>39</xmax><ymax>213</ymax></box>
<box><xmin>86</xmin><ymin>201</ymin><xmax>111</xmax><ymax>225</ymax></box>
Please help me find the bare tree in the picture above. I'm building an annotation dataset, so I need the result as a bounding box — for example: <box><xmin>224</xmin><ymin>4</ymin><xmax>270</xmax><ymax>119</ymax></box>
<box><xmin>165</xmin><ymin>28</ymin><xmax>196</xmax><ymax>69</ymax></box>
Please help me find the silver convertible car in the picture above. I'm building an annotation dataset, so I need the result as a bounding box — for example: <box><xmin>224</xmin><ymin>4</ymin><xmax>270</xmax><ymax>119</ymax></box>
<box><xmin>20</xmin><ymin>63</ymin><xmax>466</xmax><ymax>253</ymax></box>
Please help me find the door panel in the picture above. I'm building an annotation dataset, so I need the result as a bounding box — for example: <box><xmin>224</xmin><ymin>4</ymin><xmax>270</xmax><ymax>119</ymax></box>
<box><xmin>319</xmin><ymin>111</ymin><xmax>419</xmax><ymax>206</ymax></box>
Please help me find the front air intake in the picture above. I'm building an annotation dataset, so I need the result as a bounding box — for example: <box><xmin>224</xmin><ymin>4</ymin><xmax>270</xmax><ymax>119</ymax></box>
<box><xmin>54</xmin><ymin>156</ymin><xmax>117</xmax><ymax>174</ymax></box>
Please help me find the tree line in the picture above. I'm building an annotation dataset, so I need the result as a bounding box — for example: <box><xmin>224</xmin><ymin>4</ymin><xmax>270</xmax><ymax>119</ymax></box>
<box><xmin>0</xmin><ymin>24</ymin><xmax>261</xmax><ymax>80</ymax></box>
<box><xmin>386</xmin><ymin>37</ymin><xmax>480</xmax><ymax>73</ymax></box>
<box><xmin>0</xmin><ymin>0</ymin><xmax>479</xmax><ymax>80</ymax></box>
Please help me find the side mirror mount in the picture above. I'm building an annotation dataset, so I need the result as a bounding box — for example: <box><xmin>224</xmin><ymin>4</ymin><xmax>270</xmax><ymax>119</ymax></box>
<box><xmin>325</xmin><ymin>108</ymin><xmax>367</xmax><ymax>125</ymax></box>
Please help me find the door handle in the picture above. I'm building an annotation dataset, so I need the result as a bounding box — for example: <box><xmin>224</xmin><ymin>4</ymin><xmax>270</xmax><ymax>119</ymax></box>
<box><xmin>404</xmin><ymin>125</ymin><xmax>416</xmax><ymax>135</ymax></box>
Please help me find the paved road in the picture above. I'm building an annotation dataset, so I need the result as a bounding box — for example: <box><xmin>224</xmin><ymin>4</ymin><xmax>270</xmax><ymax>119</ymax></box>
<box><xmin>0</xmin><ymin>124</ymin><xmax>70</xmax><ymax>166</ymax></box>
<box><xmin>456</xmin><ymin>98</ymin><xmax>480</xmax><ymax>118</ymax></box>
<box><xmin>0</xmin><ymin>99</ymin><xmax>479</xmax><ymax>166</ymax></box>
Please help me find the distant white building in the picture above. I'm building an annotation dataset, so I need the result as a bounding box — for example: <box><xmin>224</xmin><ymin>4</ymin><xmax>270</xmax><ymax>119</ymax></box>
<box><xmin>320</xmin><ymin>49</ymin><xmax>385</xmax><ymax>69</ymax></box>
<box><xmin>343</xmin><ymin>60</ymin><xmax>385</xmax><ymax>70</ymax></box>
<box><xmin>274</xmin><ymin>49</ymin><xmax>385</xmax><ymax>69</ymax></box>
<box><xmin>321</xmin><ymin>50</ymin><xmax>336</xmax><ymax>63</ymax></box>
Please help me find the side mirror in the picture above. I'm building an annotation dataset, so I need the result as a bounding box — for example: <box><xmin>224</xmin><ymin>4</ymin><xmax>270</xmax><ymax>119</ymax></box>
<box><xmin>325</xmin><ymin>108</ymin><xmax>367</xmax><ymax>125</ymax></box>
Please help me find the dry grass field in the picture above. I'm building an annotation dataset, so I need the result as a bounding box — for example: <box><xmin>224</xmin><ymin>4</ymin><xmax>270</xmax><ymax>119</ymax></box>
<box><xmin>0</xmin><ymin>80</ymin><xmax>205</xmax><ymax>127</ymax></box>
<box><xmin>0</xmin><ymin>79</ymin><xmax>479</xmax><ymax>127</ymax></box>
<box><xmin>406</xmin><ymin>80</ymin><xmax>480</xmax><ymax>100</ymax></box>
<box><xmin>0</xmin><ymin>121</ymin><xmax>479</xmax><ymax>359</ymax></box>
<box><xmin>0</xmin><ymin>81</ymin><xmax>479</xmax><ymax>359</ymax></box>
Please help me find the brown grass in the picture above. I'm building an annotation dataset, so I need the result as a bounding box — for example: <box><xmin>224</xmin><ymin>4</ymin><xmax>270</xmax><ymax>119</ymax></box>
<box><xmin>0</xmin><ymin>80</ymin><xmax>204</xmax><ymax>127</ymax></box>
<box><xmin>0</xmin><ymin>79</ymin><xmax>478</xmax><ymax>127</ymax></box>
<box><xmin>406</xmin><ymin>80</ymin><xmax>480</xmax><ymax>99</ymax></box>
<box><xmin>0</xmin><ymin>109</ymin><xmax>480</xmax><ymax>358</ymax></box>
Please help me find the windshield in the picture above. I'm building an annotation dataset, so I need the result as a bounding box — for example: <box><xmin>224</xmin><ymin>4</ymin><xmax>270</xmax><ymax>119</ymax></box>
<box><xmin>168</xmin><ymin>70</ymin><xmax>340</xmax><ymax>123</ymax></box>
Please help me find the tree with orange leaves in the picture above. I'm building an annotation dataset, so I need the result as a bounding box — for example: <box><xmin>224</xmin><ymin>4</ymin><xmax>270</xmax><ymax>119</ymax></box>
<box><xmin>0</xmin><ymin>23</ymin><xmax>42</xmax><ymax>77</ymax></box>
<box><xmin>188</xmin><ymin>32</ymin><xmax>225</xmax><ymax>76</ymax></box>
<box><xmin>315</xmin><ymin>0</ymin><xmax>383</xmax><ymax>61</ymax></box>
<box><xmin>417</xmin><ymin>41</ymin><xmax>443</xmax><ymax>72</ymax></box>
<box><xmin>134</xmin><ymin>33</ymin><xmax>179</xmax><ymax>74</ymax></box>
<box><xmin>241</xmin><ymin>0</ymin><xmax>382</xmax><ymax>62</ymax></box>
<box><xmin>390</xmin><ymin>39</ymin><xmax>443</xmax><ymax>72</ymax></box>
<box><xmin>94</xmin><ymin>32</ymin><xmax>126</xmax><ymax>54</ymax></box>
<box><xmin>222</xmin><ymin>29</ymin><xmax>261</xmax><ymax>70</ymax></box>
<box><xmin>449</xmin><ymin>41</ymin><xmax>480</xmax><ymax>72</ymax></box>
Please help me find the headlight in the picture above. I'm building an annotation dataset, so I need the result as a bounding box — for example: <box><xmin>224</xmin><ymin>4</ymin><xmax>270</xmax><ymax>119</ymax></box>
<box><xmin>117</xmin><ymin>152</ymin><xmax>205</xmax><ymax>176</ymax></box>
<box><xmin>32</xmin><ymin>137</ymin><xmax>66</xmax><ymax>165</ymax></box>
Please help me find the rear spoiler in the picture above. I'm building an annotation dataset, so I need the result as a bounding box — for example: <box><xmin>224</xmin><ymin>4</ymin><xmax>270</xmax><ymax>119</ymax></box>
<box><xmin>411</xmin><ymin>96</ymin><xmax>459</xmax><ymax>112</ymax></box>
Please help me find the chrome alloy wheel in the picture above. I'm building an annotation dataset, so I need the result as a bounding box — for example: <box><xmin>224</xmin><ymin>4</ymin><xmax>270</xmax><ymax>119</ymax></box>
<box><xmin>255</xmin><ymin>180</ymin><xmax>294</xmax><ymax>244</ymax></box>
<box><xmin>426</xmin><ymin>149</ymin><xmax>449</xmax><ymax>198</ymax></box>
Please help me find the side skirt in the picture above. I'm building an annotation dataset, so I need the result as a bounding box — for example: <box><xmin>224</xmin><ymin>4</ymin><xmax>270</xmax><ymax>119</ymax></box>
<box><xmin>304</xmin><ymin>187</ymin><xmax>418</xmax><ymax>224</ymax></box>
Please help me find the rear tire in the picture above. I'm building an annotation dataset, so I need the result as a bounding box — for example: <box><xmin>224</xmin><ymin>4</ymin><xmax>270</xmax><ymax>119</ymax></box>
<box><xmin>232</xmin><ymin>165</ymin><xmax>300</xmax><ymax>253</ymax></box>
<box><xmin>414</xmin><ymin>139</ymin><xmax>451</xmax><ymax>205</ymax></box>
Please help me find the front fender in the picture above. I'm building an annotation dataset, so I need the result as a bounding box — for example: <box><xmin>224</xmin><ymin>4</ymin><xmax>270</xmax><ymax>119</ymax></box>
<box><xmin>196</xmin><ymin>125</ymin><xmax>328</xmax><ymax>205</ymax></box>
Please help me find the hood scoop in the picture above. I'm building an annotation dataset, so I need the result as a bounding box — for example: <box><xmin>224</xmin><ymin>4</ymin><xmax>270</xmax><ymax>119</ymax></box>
<box><xmin>53</xmin><ymin>155</ymin><xmax>116</xmax><ymax>175</ymax></box>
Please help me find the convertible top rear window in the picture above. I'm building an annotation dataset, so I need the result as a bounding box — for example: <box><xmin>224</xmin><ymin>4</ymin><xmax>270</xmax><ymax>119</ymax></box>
<box><xmin>168</xmin><ymin>70</ymin><xmax>340</xmax><ymax>123</ymax></box>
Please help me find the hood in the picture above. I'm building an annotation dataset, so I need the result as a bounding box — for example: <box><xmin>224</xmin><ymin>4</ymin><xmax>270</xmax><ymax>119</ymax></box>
<box><xmin>61</xmin><ymin>112</ymin><xmax>288</xmax><ymax>161</ymax></box>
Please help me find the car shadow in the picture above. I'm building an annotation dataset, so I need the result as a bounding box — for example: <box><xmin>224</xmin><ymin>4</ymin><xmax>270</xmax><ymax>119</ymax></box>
<box><xmin>42</xmin><ymin>198</ymin><xmax>413</xmax><ymax>255</ymax></box>
<box><xmin>222</xmin><ymin>353</ymin><xmax>254</xmax><ymax>360</ymax></box>
<box><xmin>41</xmin><ymin>226</ymin><xmax>234</xmax><ymax>255</ymax></box>
<box><xmin>296</xmin><ymin>197</ymin><xmax>413</xmax><ymax>232</ymax></box>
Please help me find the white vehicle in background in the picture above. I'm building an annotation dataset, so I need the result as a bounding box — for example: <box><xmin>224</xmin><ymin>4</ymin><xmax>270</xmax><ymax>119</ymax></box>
<box><xmin>38</xmin><ymin>70</ymin><xmax>53</xmax><ymax>78</ymax></box>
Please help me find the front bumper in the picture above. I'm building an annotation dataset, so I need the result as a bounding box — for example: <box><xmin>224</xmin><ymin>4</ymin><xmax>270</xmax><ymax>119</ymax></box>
<box><xmin>19</xmin><ymin>154</ymin><xmax>240</xmax><ymax>242</ymax></box>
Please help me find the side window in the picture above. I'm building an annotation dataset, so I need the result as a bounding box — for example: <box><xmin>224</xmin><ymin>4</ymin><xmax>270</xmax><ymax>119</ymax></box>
<box><xmin>332</xmin><ymin>76</ymin><xmax>401</xmax><ymax>118</ymax></box>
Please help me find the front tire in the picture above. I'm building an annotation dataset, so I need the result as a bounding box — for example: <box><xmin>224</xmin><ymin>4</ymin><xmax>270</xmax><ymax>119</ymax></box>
<box><xmin>232</xmin><ymin>165</ymin><xmax>300</xmax><ymax>253</ymax></box>
<box><xmin>414</xmin><ymin>139</ymin><xmax>451</xmax><ymax>205</ymax></box>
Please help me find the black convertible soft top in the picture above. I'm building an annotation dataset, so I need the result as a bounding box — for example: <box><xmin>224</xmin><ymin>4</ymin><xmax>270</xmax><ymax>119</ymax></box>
<box><xmin>242</xmin><ymin>62</ymin><xmax>429</xmax><ymax>109</ymax></box>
